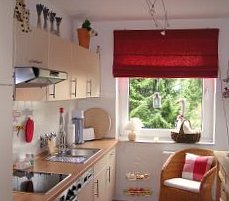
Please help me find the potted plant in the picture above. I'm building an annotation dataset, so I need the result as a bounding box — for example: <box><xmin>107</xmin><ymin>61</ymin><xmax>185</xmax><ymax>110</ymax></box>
<box><xmin>77</xmin><ymin>19</ymin><xmax>97</xmax><ymax>49</ymax></box>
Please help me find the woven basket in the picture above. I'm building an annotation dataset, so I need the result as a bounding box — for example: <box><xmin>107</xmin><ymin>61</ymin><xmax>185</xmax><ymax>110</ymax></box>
<box><xmin>171</xmin><ymin>120</ymin><xmax>201</xmax><ymax>143</ymax></box>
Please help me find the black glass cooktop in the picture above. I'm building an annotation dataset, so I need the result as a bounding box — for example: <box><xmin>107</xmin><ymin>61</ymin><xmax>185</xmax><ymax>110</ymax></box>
<box><xmin>12</xmin><ymin>170</ymin><xmax>70</xmax><ymax>193</ymax></box>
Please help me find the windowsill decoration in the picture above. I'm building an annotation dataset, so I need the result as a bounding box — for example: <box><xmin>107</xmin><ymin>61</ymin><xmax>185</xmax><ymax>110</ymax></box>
<box><xmin>171</xmin><ymin>99</ymin><xmax>201</xmax><ymax>143</ymax></box>
<box><xmin>125</xmin><ymin>118</ymin><xmax>143</xmax><ymax>141</ymax></box>
<box><xmin>35</xmin><ymin>4</ymin><xmax>62</xmax><ymax>36</ymax></box>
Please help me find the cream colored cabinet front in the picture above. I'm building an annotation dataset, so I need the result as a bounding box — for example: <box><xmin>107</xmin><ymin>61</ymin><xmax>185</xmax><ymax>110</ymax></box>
<box><xmin>71</xmin><ymin>45</ymin><xmax>88</xmax><ymax>99</ymax></box>
<box><xmin>94</xmin><ymin>148</ymin><xmax>116</xmax><ymax>201</ymax></box>
<box><xmin>106</xmin><ymin>148</ymin><xmax>116</xmax><ymax>201</ymax></box>
<box><xmin>14</xmin><ymin>24</ymin><xmax>100</xmax><ymax>101</ymax></box>
<box><xmin>86</xmin><ymin>52</ymin><xmax>100</xmax><ymax>98</ymax></box>
<box><xmin>71</xmin><ymin>45</ymin><xmax>100</xmax><ymax>99</ymax></box>
<box><xmin>94</xmin><ymin>155</ymin><xmax>107</xmax><ymax>201</ymax></box>
<box><xmin>14</xmin><ymin>24</ymin><xmax>49</xmax><ymax>68</ymax></box>
<box><xmin>14</xmin><ymin>24</ymin><xmax>48</xmax><ymax>101</ymax></box>
<box><xmin>47</xmin><ymin>34</ymin><xmax>72</xmax><ymax>101</ymax></box>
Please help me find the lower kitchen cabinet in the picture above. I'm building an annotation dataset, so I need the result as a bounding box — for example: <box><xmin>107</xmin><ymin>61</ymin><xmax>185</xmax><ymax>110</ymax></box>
<box><xmin>94</xmin><ymin>148</ymin><xmax>116</xmax><ymax>201</ymax></box>
<box><xmin>106</xmin><ymin>148</ymin><xmax>116</xmax><ymax>201</ymax></box>
<box><xmin>94</xmin><ymin>163</ymin><xmax>107</xmax><ymax>201</ymax></box>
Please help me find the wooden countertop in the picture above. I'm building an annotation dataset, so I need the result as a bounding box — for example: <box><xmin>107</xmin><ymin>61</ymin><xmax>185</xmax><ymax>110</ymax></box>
<box><xmin>13</xmin><ymin>139</ymin><xmax>118</xmax><ymax>201</ymax></box>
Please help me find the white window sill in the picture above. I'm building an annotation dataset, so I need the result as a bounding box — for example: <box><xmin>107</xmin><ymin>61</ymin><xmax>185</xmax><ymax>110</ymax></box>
<box><xmin>118</xmin><ymin>136</ymin><xmax>215</xmax><ymax>145</ymax></box>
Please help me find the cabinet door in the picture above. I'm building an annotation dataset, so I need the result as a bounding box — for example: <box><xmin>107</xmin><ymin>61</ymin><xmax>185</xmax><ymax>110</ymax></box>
<box><xmin>106</xmin><ymin>148</ymin><xmax>116</xmax><ymax>201</ymax></box>
<box><xmin>86</xmin><ymin>52</ymin><xmax>100</xmax><ymax>97</ymax></box>
<box><xmin>47</xmin><ymin>35</ymin><xmax>72</xmax><ymax>101</ymax></box>
<box><xmin>14</xmin><ymin>25</ymin><xmax>49</xmax><ymax>67</ymax></box>
<box><xmin>14</xmin><ymin>25</ymin><xmax>48</xmax><ymax>101</ymax></box>
<box><xmin>70</xmin><ymin>45</ymin><xmax>87</xmax><ymax>99</ymax></box>
<box><xmin>94</xmin><ymin>168</ymin><xmax>107</xmax><ymax>201</ymax></box>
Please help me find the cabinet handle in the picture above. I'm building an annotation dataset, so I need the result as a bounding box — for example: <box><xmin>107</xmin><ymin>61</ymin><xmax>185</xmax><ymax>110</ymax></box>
<box><xmin>94</xmin><ymin>179</ymin><xmax>99</xmax><ymax>197</ymax></box>
<box><xmin>28</xmin><ymin>59</ymin><xmax>43</xmax><ymax>64</ymax></box>
<box><xmin>49</xmin><ymin>84</ymin><xmax>55</xmax><ymax>98</ymax></box>
<box><xmin>71</xmin><ymin>78</ymin><xmax>77</xmax><ymax>97</ymax></box>
<box><xmin>86</xmin><ymin>80</ymin><xmax>92</xmax><ymax>97</ymax></box>
<box><xmin>108</xmin><ymin>166</ymin><xmax>111</xmax><ymax>183</ymax></box>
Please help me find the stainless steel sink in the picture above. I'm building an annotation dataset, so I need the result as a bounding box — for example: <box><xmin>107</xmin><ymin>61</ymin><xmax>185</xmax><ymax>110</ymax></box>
<box><xmin>65</xmin><ymin>147</ymin><xmax>100</xmax><ymax>157</ymax></box>
<box><xmin>46</xmin><ymin>148</ymin><xmax>101</xmax><ymax>164</ymax></box>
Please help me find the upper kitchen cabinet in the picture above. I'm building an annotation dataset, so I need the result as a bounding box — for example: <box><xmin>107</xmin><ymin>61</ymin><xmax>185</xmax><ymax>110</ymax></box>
<box><xmin>86</xmin><ymin>51</ymin><xmax>100</xmax><ymax>98</ymax></box>
<box><xmin>14</xmin><ymin>24</ymin><xmax>49</xmax><ymax>68</ymax></box>
<box><xmin>47</xmin><ymin>34</ymin><xmax>72</xmax><ymax>101</ymax></box>
<box><xmin>13</xmin><ymin>24</ymin><xmax>48</xmax><ymax>101</ymax></box>
<box><xmin>71</xmin><ymin>45</ymin><xmax>88</xmax><ymax>99</ymax></box>
<box><xmin>14</xmin><ymin>22</ymin><xmax>100</xmax><ymax>101</ymax></box>
<box><xmin>71</xmin><ymin>45</ymin><xmax>100</xmax><ymax>99</ymax></box>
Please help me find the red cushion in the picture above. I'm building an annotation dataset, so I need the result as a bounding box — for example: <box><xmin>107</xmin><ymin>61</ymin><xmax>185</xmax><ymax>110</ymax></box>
<box><xmin>182</xmin><ymin>153</ymin><xmax>214</xmax><ymax>181</ymax></box>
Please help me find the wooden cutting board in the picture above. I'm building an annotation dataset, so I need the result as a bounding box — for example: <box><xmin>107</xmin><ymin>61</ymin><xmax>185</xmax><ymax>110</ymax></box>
<box><xmin>84</xmin><ymin>108</ymin><xmax>111</xmax><ymax>139</ymax></box>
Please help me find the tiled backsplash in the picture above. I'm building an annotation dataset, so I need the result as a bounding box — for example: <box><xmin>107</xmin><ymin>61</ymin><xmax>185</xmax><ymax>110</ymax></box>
<box><xmin>12</xmin><ymin>100</ymin><xmax>75</xmax><ymax>162</ymax></box>
<box><xmin>12</xmin><ymin>97</ymin><xmax>115</xmax><ymax>162</ymax></box>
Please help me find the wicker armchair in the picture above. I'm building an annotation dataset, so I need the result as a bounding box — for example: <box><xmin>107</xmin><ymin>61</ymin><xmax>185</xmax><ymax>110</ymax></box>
<box><xmin>159</xmin><ymin>148</ymin><xmax>216</xmax><ymax>201</ymax></box>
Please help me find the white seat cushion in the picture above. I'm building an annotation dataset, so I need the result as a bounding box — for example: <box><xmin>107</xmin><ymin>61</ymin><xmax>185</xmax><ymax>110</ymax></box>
<box><xmin>164</xmin><ymin>178</ymin><xmax>200</xmax><ymax>193</ymax></box>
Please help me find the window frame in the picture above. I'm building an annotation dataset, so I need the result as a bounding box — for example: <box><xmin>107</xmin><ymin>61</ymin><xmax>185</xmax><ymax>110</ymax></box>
<box><xmin>117</xmin><ymin>78</ymin><xmax>216</xmax><ymax>143</ymax></box>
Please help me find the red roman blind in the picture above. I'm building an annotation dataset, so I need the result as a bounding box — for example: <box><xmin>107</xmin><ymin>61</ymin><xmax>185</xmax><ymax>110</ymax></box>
<box><xmin>113</xmin><ymin>29</ymin><xmax>219</xmax><ymax>78</ymax></box>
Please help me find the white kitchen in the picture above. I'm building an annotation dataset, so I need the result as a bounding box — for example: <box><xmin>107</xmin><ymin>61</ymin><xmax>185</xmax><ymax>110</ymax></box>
<box><xmin>1</xmin><ymin>0</ymin><xmax>229</xmax><ymax>201</ymax></box>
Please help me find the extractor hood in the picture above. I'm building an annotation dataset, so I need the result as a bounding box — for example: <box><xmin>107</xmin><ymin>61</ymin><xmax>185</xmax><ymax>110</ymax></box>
<box><xmin>14</xmin><ymin>67</ymin><xmax>68</xmax><ymax>88</ymax></box>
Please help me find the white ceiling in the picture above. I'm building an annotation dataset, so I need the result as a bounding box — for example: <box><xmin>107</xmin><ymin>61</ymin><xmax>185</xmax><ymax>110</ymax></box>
<box><xmin>47</xmin><ymin>0</ymin><xmax>229</xmax><ymax>21</ymax></box>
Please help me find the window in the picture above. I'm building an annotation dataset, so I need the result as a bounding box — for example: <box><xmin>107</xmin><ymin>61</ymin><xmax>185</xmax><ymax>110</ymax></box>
<box><xmin>129</xmin><ymin>78</ymin><xmax>202</xmax><ymax>129</ymax></box>
<box><xmin>118</xmin><ymin>78</ymin><xmax>215</xmax><ymax>142</ymax></box>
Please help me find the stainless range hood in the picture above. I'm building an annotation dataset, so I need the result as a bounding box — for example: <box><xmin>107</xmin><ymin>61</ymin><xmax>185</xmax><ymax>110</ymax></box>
<box><xmin>14</xmin><ymin>67</ymin><xmax>68</xmax><ymax>88</ymax></box>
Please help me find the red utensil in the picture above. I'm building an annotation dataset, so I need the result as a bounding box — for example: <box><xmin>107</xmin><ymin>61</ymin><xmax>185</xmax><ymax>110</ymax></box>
<box><xmin>25</xmin><ymin>117</ymin><xmax>34</xmax><ymax>143</ymax></box>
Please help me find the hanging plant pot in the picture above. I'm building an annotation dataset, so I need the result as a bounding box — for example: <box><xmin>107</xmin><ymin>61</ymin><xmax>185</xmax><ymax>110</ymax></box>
<box><xmin>77</xmin><ymin>28</ymin><xmax>90</xmax><ymax>49</ymax></box>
